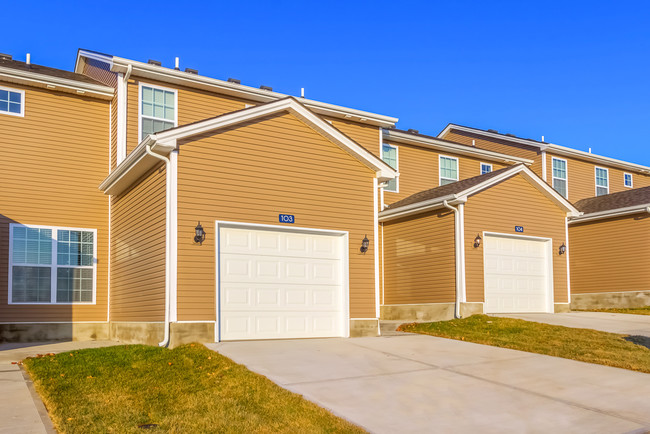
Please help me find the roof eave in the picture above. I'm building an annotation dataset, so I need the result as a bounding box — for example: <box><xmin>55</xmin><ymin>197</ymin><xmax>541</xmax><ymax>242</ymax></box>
<box><xmin>0</xmin><ymin>66</ymin><xmax>114</xmax><ymax>100</ymax></box>
<box><xmin>569</xmin><ymin>203</ymin><xmax>650</xmax><ymax>223</ymax></box>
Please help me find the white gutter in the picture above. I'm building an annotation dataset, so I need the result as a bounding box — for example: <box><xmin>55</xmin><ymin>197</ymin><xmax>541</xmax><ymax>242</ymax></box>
<box><xmin>378</xmin><ymin>194</ymin><xmax>458</xmax><ymax>221</ymax></box>
<box><xmin>0</xmin><ymin>66</ymin><xmax>114</xmax><ymax>99</ymax></box>
<box><xmin>145</xmin><ymin>144</ymin><xmax>172</xmax><ymax>347</ymax></box>
<box><xmin>569</xmin><ymin>204</ymin><xmax>650</xmax><ymax>223</ymax></box>
<box><xmin>442</xmin><ymin>199</ymin><xmax>467</xmax><ymax>319</ymax></box>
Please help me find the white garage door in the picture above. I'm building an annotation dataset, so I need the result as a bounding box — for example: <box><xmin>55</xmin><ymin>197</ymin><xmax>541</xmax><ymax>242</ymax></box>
<box><xmin>219</xmin><ymin>225</ymin><xmax>346</xmax><ymax>340</ymax></box>
<box><xmin>484</xmin><ymin>235</ymin><xmax>552</xmax><ymax>313</ymax></box>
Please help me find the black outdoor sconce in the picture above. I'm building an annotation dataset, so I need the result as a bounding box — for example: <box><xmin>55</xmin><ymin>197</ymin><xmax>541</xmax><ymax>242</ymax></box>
<box><xmin>474</xmin><ymin>233</ymin><xmax>482</xmax><ymax>248</ymax></box>
<box><xmin>559</xmin><ymin>243</ymin><xmax>566</xmax><ymax>255</ymax></box>
<box><xmin>360</xmin><ymin>235</ymin><xmax>370</xmax><ymax>254</ymax></box>
<box><xmin>194</xmin><ymin>222</ymin><xmax>206</xmax><ymax>245</ymax></box>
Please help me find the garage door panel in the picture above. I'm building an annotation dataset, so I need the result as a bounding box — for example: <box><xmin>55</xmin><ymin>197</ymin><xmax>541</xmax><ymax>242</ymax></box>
<box><xmin>222</xmin><ymin>312</ymin><xmax>341</xmax><ymax>340</ymax></box>
<box><xmin>221</xmin><ymin>254</ymin><xmax>341</xmax><ymax>285</ymax></box>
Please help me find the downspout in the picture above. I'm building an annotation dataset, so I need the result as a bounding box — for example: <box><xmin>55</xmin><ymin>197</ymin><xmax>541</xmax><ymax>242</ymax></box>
<box><xmin>145</xmin><ymin>144</ymin><xmax>172</xmax><ymax>347</ymax></box>
<box><xmin>443</xmin><ymin>200</ymin><xmax>463</xmax><ymax>319</ymax></box>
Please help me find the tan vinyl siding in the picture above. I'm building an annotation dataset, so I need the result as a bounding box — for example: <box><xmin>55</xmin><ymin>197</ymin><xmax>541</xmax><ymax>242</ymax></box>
<box><xmin>110</xmin><ymin>165</ymin><xmax>166</xmax><ymax>321</ymax></box>
<box><xmin>0</xmin><ymin>84</ymin><xmax>109</xmax><ymax>322</ymax></box>
<box><xmin>110</xmin><ymin>94</ymin><xmax>118</xmax><ymax>170</ymax></box>
<box><xmin>177</xmin><ymin>112</ymin><xmax>377</xmax><ymax>320</ymax></box>
<box><xmin>569</xmin><ymin>215</ymin><xmax>650</xmax><ymax>294</ymax></box>
<box><xmin>546</xmin><ymin>153</ymin><xmax>650</xmax><ymax>202</ymax></box>
<box><xmin>464</xmin><ymin>175</ymin><xmax>568</xmax><ymax>303</ymax></box>
<box><xmin>82</xmin><ymin>58</ymin><xmax>118</xmax><ymax>87</ymax></box>
<box><xmin>326</xmin><ymin>117</ymin><xmax>381</xmax><ymax>158</ymax></box>
<box><xmin>382</xmin><ymin>140</ymin><xmax>508</xmax><ymax>203</ymax></box>
<box><xmin>382</xmin><ymin>211</ymin><xmax>456</xmax><ymax>304</ymax></box>
<box><xmin>126</xmin><ymin>77</ymin><xmax>257</xmax><ymax>155</ymax></box>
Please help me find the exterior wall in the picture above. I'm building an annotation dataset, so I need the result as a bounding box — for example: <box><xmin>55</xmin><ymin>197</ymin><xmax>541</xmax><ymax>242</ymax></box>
<box><xmin>464</xmin><ymin>175</ymin><xmax>569</xmax><ymax>303</ymax></box>
<box><xmin>545</xmin><ymin>152</ymin><xmax>650</xmax><ymax>202</ymax></box>
<box><xmin>382</xmin><ymin>140</ymin><xmax>508</xmax><ymax>203</ymax></box>
<box><xmin>110</xmin><ymin>165</ymin><xmax>167</xmax><ymax>322</ymax></box>
<box><xmin>176</xmin><ymin>112</ymin><xmax>378</xmax><ymax>320</ymax></box>
<box><xmin>0</xmin><ymin>83</ymin><xmax>110</xmax><ymax>322</ymax></box>
<box><xmin>382</xmin><ymin>210</ymin><xmax>456</xmax><ymax>304</ymax></box>
<box><xmin>569</xmin><ymin>214</ymin><xmax>650</xmax><ymax>295</ymax></box>
<box><xmin>326</xmin><ymin>117</ymin><xmax>381</xmax><ymax>158</ymax></box>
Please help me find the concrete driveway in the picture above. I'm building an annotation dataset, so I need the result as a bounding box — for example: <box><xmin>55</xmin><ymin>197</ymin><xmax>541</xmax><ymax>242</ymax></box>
<box><xmin>208</xmin><ymin>335</ymin><xmax>650</xmax><ymax>433</ymax></box>
<box><xmin>493</xmin><ymin>312</ymin><xmax>650</xmax><ymax>337</ymax></box>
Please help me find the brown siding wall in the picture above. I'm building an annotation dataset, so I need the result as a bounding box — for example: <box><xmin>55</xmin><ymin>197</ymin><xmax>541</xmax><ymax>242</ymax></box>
<box><xmin>326</xmin><ymin>118</ymin><xmax>381</xmax><ymax>158</ymax></box>
<box><xmin>110</xmin><ymin>165</ymin><xmax>167</xmax><ymax>321</ymax></box>
<box><xmin>176</xmin><ymin>112</ymin><xmax>378</xmax><ymax>320</ymax></box>
<box><xmin>0</xmin><ymin>84</ymin><xmax>109</xmax><ymax>322</ymax></box>
<box><xmin>546</xmin><ymin>153</ymin><xmax>650</xmax><ymax>202</ymax></box>
<box><xmin>569</xmin><ymin>215</ymin><xmax>650</xmax><ymax>294</ymax></box>
<box><xmin>82</xmin><ymin>58</ymin><xmax>118</xmax><ymax>87</ymax></box>
<box><xmin>382</xmin><ymin>211</ymin><xmax>456</xmax><ymax>304</ymax></box>
<box><xmin>464</xmin><ymin>175</ymin><xmax>569</xmax><ymax>303</ymax></box>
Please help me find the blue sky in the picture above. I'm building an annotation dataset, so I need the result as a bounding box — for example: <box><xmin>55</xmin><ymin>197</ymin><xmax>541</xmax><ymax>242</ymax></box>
<box><xmin>5</xmin><ymin>1</ymin><xmax>650</xmax><ymax>164</ymax></box>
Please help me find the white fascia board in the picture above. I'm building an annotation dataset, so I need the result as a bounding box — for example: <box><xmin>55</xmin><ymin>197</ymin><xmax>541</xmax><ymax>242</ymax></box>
<box><xmin>547</xmin><ymin>145</ymin><xmax>650</xmax><ymax>174</ymax></box>
<box><xmin>0</xmin><ymin>66</ymin><xmax>114</xmax><ymax>100</ymax></box>
<box><xmin>438</xmin><ymin>124</ymin><xmax>546</xmax><ymax>149</ymax></box>
<box><xmin>378</xmin><ymin>194</ymin><xmax>461</xmax><ymax>221</ymax></box>
<box><xmin>569</xmin><ymin>204</ymin><xmax>650</xmax><ymax>223</ymax></box>
<box><xmin>384</xmin><ymin>130</ymin><xmax>534</xmax><ymax>165</ymax></box>
<box><xmin>110</xmin><ymin>56</ymin><xmax>398</xmax><ymax>127</ymax></box>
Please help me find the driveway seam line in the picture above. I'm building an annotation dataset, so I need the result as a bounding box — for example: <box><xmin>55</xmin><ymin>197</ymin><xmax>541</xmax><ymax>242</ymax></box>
<box><xmin>283</xmin><ymin>367</ymin><xmax>438</xmax><ymax>386</ymax></box>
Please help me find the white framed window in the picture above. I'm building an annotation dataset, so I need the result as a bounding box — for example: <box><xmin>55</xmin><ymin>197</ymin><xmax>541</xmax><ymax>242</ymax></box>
<box><xmin>0</xmin><ymin>86</ymin><xmax>25</xmax><ymax>117</ymax></box>
<box><xmin>480</xmin><ymin>163</ymin><xmax>492</xmax><ymax>175</ymax></box>
<box><xmin>624</xmin><ymin>173</ymin><xmax>633</xmax><ymax>188</ymax></box>
<box><xmin>551</xmin><ymin>157</ymin><xmax>568</xmax><ymax>198</ymax></box>
<box><xmin>439</xmin><ymin>155</ymin><xmax>459</xmax><ymax>186</ymax></box>
<box><xmin>381</xmin><ymin>143</ymin><xmax>398</xmax><ymax>192</ymax></box>
<box><xmin>8</xmin><ymin>224</ymin><xmax>97</xmax><ymax>305</ymax></box>
<box><xmin>595</xmin><ymin>167</ymin><xmax>609</xmax><ymax>196</ymax></box>
<box><xmin>139</xmin><ymin>83</ymin><xmax>177</xmax><ymax>141</ymax></box>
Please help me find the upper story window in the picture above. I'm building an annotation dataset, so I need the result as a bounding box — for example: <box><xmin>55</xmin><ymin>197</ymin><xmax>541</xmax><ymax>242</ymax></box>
<box><xmin>480</xmin><ymin>163</ymin><xmax>492</xmax><ymax>175</ymax></box>
<box><xmin>624</xmin><ymin>173</ymin><xmax>633</xmax><ymax>188</ymax></box>
<box><xmin>595</xmin><ymin>167</ymin><xmax>609</xmax><ymax>196</ymax></box>
<box><xmin>9</xmin><ymin>224</ymin><xmax>96</xmax><ymax>304</ymax></box>
<box><xmin>381</xmin><ymin>144</ymin><xmax>398</xmax><ymax>192</ymax></box>
<box><xmin>552</xmin><ymin>157</ymin><xmax>568</xmax><ymax>198</ymax></box>
<box><xmin>439</xmin><ymin>155</ymin><xmax>459</xmax><ymax>186</ymax></box>
<box><xmin>0</xmin><ymin>86</ymin><xmax>24</xmax><ymax>117</ymax></box>
<box><xmin>140</xmin><ymin>84</ymin><xmax>177</xmax><ymax>141</ymax></box>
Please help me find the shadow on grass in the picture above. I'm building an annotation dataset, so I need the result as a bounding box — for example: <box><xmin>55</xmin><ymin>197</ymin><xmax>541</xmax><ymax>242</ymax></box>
<box><xmin>624</xmin><ymin>335</ymin><xmax>650</xmax><ymax>350</ymax></box>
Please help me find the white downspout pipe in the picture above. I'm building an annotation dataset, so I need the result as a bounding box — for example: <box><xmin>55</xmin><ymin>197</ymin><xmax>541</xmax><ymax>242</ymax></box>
<box><xmin>443</xmin><ymin>200</ymin><xmax>463</xmax><ymax>319</ymax></box>
<box><xmin>145</xmin><ymin>144</ymin><xmax>172</xmax><ymax>347</ymax></box>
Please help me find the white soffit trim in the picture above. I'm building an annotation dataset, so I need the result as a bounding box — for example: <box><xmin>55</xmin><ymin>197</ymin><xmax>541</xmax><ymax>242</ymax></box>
<box><xmin>569</xmin><ymin>204</ymin><xmax>650</xmax><ymax>223</ymax></box>
<box><xmin>0</xmin><ymin>66</ymin><xmax>114</xmax><ymax>100</ymax></box>
<box><xmin>383</xmin><ymin>129</ymin><xmax>534</xmax><ymax>165</ymax></box>
<box><xmin>109</xmin><ymin>56</ymin><xmax>397</xmax><ymax>127</ymax></box>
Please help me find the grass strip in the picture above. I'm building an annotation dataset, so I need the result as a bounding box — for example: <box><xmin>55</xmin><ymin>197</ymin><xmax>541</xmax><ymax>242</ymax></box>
<box><xmin>574</xmin><ymin>306</ymin><xmax>650</xmax><ymax>316</ymax></box>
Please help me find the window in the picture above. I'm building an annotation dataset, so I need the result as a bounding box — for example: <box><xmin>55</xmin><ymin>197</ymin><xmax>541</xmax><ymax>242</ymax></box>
<box><xmin>0</xmin><ymin>86</ymin><xmax>24</xmax><ymax>117</ymax></box>
<box><xmin>381</xmin><ymin>144</ymin><xmax>398</xmax><ymax>192</ymax></box>
<box><xmin>552</xmin><ymin>158</ymin><xmax>568</xmax><ymax>198</ymax></box>
<box><xmin>480</xmin><ymin>163</ymin><xmax>492</xmax><ymax>175</ymax></box>
<box><xmin>9</xmin><ymin>225</ymin><xmax>96</xmax><ymax>304</ymax></box>
<box><xmin>140</xmin><ymin>84</ymin><xmax>177</xmax><ymax>140</ymax></box>
<box><xmin>439</xmin><ymin>156</ymin><xmax>459</xmax><ymax>186</ymax></box>
<box><xmin>624</xmin><ymin>173</ymin><xmax>633</xmax><ymax>188</ymax></box>
<box><xmin>595</xmin><ymin>167</ymin><xmax>609</xmax><ymax>196</ymax></box>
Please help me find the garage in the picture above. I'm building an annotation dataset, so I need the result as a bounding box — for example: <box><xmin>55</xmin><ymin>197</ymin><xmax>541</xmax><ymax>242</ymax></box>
<box><xmin>483</xmin><ymin>234</ymin><xmax>553</xmax><ymax>313</ymax></box>
<box><xmin>217</xmin><ymin>224</ymin><xmax>348</xmax><ymax>341</ymax></box>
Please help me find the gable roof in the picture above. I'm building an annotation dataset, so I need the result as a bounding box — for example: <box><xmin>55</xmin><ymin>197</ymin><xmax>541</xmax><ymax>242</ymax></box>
<box><xmin>438</xmin><ymin>123</ymin><xmax>650</xmax><ymax>175</ymax></box>
<box><xmin>100</xmin><ymin>97</ymin><xmax>396</xmax><ymax>195</ymax></box>
<box><xmin>379</xmin><ymin>164</ymin><xmax>580</xmax><ymax>222</ymax></box>
<box><xmin>569</xmin><ymin>186</ymin><xmax>650</xmax><ymax>223</ymax></box>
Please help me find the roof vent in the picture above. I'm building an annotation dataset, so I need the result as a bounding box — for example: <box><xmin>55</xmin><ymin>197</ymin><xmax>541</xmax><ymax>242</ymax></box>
<box><xmin>227</xmin><ymin>78</ymin><xmax>241</xmax><ymax>84</ymax></box>
<box><xmin>148</xmin><ymin>59</ymin><xmax>162</xmax><ymax>66</ymax></box>
<box><xmin>407</xmin><ymin>129</ymin><xmax>419</xmax><ymax>134</ymax></box>
<box><xmin>259</xmin><ymin>85</ymin><xmax>273</xmax><ymax>91</ymax></box>
<box><xmin>487</xmin><ymin>129</ymin><xmax>498</xmax><ymax>133</ymax></box>
<box><xmin>184</xmin><ymin>68</ymin><xmax>198</xmax><ymax>74</ymax></box>
<box><xmin>505</xmin><ymin>133</ymin><xmax>516</xmax><ymax>137</ymax></box>
<box><xmin>0</xmin><ymin>53</ymin><xmax>12</xmax><ymax>61</ymax></box>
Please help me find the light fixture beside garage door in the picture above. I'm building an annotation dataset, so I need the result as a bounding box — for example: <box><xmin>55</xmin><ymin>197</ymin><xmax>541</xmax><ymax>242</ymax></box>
<box><xmin>559</xmin><ymin>243</ymin><xmax>566</xmax><ymax>255</ymax></box>
<box><xmin>360</xmin><ymin>235</ymin><xmax>370</xmax><ymax>253</ymax></box>
<box><xmin>473</xmin><ymin>233</ymin><xmax>482</xmax><ymax>248</ymax></box>
<box><xmin>194</xmin><ymin>222</ymin><xmax>206</xmax><ymax>245</ymax></box>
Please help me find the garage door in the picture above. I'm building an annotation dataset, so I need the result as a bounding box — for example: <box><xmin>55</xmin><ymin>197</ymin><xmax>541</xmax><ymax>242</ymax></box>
<box><xmin>219</xmin><ymin>225</ymin><xmax>346</xmax><ymax>340</ymax></box>
<box><xmin>484</xmin><ymin>235</ymin><xmax>551</xmax><ymax>313</ymax></box>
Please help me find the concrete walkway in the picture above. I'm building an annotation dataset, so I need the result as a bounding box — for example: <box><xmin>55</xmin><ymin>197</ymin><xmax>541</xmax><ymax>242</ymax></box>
<box><xmin>493</xmin><ymin>312</ymin><xmax>650</xmax><ymax>337</ymax></box>
<box><xmin>0</xmin><ymin>340</ymin><xmax>118</xmax><ymax>434</ymax></box>
<box><xmin>208</xmin><ymin>335</ymin><xmax>650</xmax><ymax>433</ymax></box>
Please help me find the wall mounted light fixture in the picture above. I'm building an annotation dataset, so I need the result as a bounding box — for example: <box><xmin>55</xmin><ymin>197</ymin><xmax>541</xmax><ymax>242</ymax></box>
<box><xmin>474</xmin><ymin>233</ymin><xmax>482</xmax><ymax>248</ymax></box>
<box><xmin>194</xmin><ymin>222</ymin><xmax>206</xmax><ymax>245</ymax></box>
<box><xmin>559</xmin><ymin>243</ymin><xmax>566</xmax><ymax>255</ymax></box>
<box><xmin>360</xmin><ymin>235</ymin><xmax>370</xmax><ymax>254</ymax></box>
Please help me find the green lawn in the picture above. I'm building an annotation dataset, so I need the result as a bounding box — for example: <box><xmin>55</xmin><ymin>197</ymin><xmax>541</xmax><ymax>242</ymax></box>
<box><xmin>575</xmin><ymin>306</ymin><xmax>650</xmax><ymax>316</ymax></box>
<box><xmin>23</xmin><ymin>344</ymin><xmax>364</xmax><ymax>433</ymax></box>
<box><xmin>398</xmin><ymin>315</ymin><xmax>650</xmax><ymax>373</ymax></box>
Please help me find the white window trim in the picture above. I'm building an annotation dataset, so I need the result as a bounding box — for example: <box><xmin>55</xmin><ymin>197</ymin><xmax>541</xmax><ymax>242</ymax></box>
<box><xmin>138</xmin><ymin>82</ymin><xmax>178</xmax><ymax>142</ymax></box>
<box><xmin>480</xmin><ymin>162</ymin><xmax>493</xmax><ymax>175</ymax></box>
<box><xmin>439</xmin><ymin>155</ymin><xmax>459</xmax><ymax>185</ymax></box>
<box><xmin>551</xmin><ymin>157</ymin><xmax>569</xmax><ymax>199</ymax></box>
<box><xmin>382</xmin><ymin>143</ymin><xmax>399</xmax><ymax>193</ymax></box>
<box><xmin>0</xmin><ymin>85</ymin><xmax>25</xmax><ymax>117</ymax></box>
<box><xmin>595</xmin><ymin>166</ymin><xmax>609</xmax><ymax>196</ymax></box>
<box><xmin>624</xmin><ymin>172</ymin><xmax>633</xmax><ymax>188</ymax></box>
<box><xmin>8</xmin><ymin>224</ymin><xmax>98</xmax><ymax>305</ymax></box>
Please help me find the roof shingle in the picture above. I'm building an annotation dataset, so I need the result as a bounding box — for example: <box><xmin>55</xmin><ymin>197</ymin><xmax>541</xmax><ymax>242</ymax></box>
<box><xmin>0</xmin><ymin>58</ymin><xmax>106</xmax><ymax>86</ymax></box>
<box><xmin>574</xmin><ymin>186</ymin><xmax>650</xmax><ymax>214</ymax></box>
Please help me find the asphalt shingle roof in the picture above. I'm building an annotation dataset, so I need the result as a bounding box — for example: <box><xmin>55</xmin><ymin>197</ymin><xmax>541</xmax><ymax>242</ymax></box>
<box><xmin>0</xmin><ymin>58</ymin><xmax>106</xmax><ymax>86</ymax></box>
<box><xmin>574</xmin><ymin>185</ymin><xmax>650</xmax><ymax>214</ymax></box>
